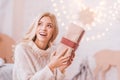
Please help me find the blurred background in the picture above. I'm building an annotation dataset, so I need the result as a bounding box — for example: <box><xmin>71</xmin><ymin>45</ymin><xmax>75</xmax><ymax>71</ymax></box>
<box><xmin>0</xmin><ymin>0</ymin><xmax>120</xmax><ymax>80</ymax></box>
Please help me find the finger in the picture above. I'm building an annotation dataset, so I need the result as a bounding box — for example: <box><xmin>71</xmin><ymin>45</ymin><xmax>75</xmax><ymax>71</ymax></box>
<box><xmin>63</xmin><ymin>60</ymin><xmax>71</xmax><ymax>66</ymax></box>
<box><xmin>71</xmin><ymin>58</ymin><xmax>73</xmax><ymax>61</ymax></box>
<box><xmin>69</xmin><ymin>58</ymin><xmax>73</xmax><ymax>62</ymax></box>
<box><xmin>67</xmin><ymin>61</ymin><xmax>72</xmax><ymax>65</ymax></box>
<box><xmin>60</xmin><ymin>55</ymin><xmax>71</xmax><ymax>60</ymax></box>
<box><xmin>71</xmin><ymin>52</ymin><xmax>75</xmax><ymax>58</ymax></box>
<box><xmin>51</xmin><ymin>51</ymin><xmax>56</xmax><ymax>56</ymax></box>
<box><xmin>58</xmin><ymin>48</ymin><xmax>68</xmax><ymax>58</ymax></box>
<box><xmin>61</xmin><ymin>57</ymin><xmax>70</xmax><ymax>63</ymax></box>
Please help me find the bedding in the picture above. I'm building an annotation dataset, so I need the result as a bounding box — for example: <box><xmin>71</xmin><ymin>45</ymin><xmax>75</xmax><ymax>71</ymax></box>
<box><xmin>0</xmin><ymin>33</ymin><xmax>15</xmax><ymax>80</ymax></box>
<box><xmin>0</xmin><ymin>64</ymin><xmax>13</xmax><ymax>80</ymax></box>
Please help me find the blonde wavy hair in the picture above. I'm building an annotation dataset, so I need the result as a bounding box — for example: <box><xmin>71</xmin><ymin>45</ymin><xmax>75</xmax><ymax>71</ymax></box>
<box><xmin>22</xmin><ymin>12</ymin><xmax>58</xmax><ymax>47</ymax></box>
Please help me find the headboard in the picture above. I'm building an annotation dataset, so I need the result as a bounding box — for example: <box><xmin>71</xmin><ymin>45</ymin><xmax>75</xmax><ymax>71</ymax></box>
<box><xmin>0</xmin><ymin>33</ymin><xmax>15</xmax><ymax>63</ymax></box>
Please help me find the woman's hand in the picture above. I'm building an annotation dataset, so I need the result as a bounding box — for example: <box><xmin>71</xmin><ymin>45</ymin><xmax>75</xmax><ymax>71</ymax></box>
<box><xmin>58</xmin><ymin>52</ymin><xmax>75</xmax><ymax>73</ymax></box>
<box><xmin>48</xmin><ymin>48</ymin><xmax>71</xmax><ymax>72</ymax></box>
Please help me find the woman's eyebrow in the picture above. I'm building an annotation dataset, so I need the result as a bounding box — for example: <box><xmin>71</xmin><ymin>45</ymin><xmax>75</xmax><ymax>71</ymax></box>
<box><xmin>48</xmin><ymin>23</ymin><xmax>53</xmax><ymax>25</ymax></box>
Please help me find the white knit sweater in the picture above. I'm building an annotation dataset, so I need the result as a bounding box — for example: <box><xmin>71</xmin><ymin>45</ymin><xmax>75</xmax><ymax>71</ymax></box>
<box><xmin>13</xmin><ymin>41</ymin><xmax>65</xmax><ymax>80</ymax></box>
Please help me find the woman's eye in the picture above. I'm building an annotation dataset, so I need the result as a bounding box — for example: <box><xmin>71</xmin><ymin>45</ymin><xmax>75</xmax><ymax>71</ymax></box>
<box><xmin>47</xmin><ymin>25</ymin><xmax>52</xmax><ymax>28</ymax></box>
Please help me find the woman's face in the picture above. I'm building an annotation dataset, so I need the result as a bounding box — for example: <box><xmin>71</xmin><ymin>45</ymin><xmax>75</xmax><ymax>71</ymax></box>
<box><xmin>36</xmin><ymin>16</ymin><xmax>54</xmax><ymax>43</ymax></box>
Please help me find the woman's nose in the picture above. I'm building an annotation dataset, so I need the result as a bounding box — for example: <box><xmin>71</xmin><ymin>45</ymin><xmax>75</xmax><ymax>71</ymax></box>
<box><xmin>40</xmin><ymin>25</ymin><xmax>46</xmax><ymax>30</ymax></box>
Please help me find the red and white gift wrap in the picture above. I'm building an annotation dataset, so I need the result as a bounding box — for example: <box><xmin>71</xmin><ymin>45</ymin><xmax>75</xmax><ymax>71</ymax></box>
<box><xmin>56</xmin><ymin>23</ymin><xmax>85</xmax><ymax>57</ymax></box>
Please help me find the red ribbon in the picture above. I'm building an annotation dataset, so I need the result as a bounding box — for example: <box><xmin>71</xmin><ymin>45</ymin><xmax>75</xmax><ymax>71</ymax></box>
<box><xmin>61</xmin><ymin>37</ymin><xmax>78</xmax><ymax>49</ymax></box>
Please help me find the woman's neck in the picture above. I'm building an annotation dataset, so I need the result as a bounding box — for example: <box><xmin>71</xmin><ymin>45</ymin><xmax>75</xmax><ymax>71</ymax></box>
<box><xmin>34</xmin><ymin>39</ymin><xmax>48</xmax><ymax>50</ymax></box>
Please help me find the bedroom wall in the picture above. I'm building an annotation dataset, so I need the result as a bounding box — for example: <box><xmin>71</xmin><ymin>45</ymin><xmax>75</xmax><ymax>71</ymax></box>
<box><xmin>0</xmin><ymin>0</ymin><xmax>13</xmax><ymax>38</ymax></box>
<box><xmin>0</xmin><ymin>0</ymin><xmax>120</xmax><ymax>80</ymax></box>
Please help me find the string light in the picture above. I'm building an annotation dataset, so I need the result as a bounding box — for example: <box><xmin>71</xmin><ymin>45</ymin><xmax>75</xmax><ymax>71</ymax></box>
<box><xmin>51</xmin><ymin>0</ymin><xmax>54</xmax><ymax>2</ymax></box>
<box><xmin>54</xmin><ymin>8</ymin><xmax>58</xmax><ymax>12</ymax></box>
<box><xmin>61</xmin><ymin>22</ymin><xmax>65</xmax><ymax>27</ymax></box>
<box><xmin>57</xmin><ymin>12</ymin><xmax>60</xmax><ymax>17</ymax></box>
<box><xmin>60</xmin><ymin>0</ymin><xmax>63</xmax><ymax>3</ymax></box>
<box><xmin>52</xmin><ymin>3</ymin><xmax>57</xmax><ymax>7</ymax></box>
<box><xmin>50</xmin><ymin>0</ymin><xmax>119</xmax><ymax>42</ymax></box>
<box><xmin>109</xmin><ymin>23</ymin><xmax>113</xmax><ymax>26</ymax></box>
<box><xmin>63</xmin><ymin>10</ymin><xmax>66</xmax><ymax>14</ymax></box>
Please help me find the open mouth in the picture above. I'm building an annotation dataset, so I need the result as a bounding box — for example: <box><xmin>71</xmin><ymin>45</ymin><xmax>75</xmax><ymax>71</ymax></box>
<box><xmin>39</xmin><ymin>32</ymin><xmax>47</xmax><ymax>36</ymax></box>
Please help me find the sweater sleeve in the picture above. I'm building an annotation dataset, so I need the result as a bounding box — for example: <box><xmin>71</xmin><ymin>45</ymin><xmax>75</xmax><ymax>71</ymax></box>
<box><xmin>13</xmin><ymin>44</ymin><xmax>55</xmax><ymax>80</ymax></box>
<box><xmin>56</xmin><ymin>68</ymin><xmax>65</xmax><ymax>80</ymax></box>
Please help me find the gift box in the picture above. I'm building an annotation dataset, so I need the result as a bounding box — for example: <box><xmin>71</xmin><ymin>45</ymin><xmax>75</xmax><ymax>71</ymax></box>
<box><xmin>56</xmin><ymin>23</ymin><xmax>85</xmax><ymax>57</ymax></box>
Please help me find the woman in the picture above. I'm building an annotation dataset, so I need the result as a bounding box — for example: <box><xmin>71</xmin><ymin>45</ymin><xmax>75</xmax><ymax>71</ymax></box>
<box><xmin>13</xmin><ymin>12</ymin><xmax>75</xmax><ymax>80</ymax></box>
